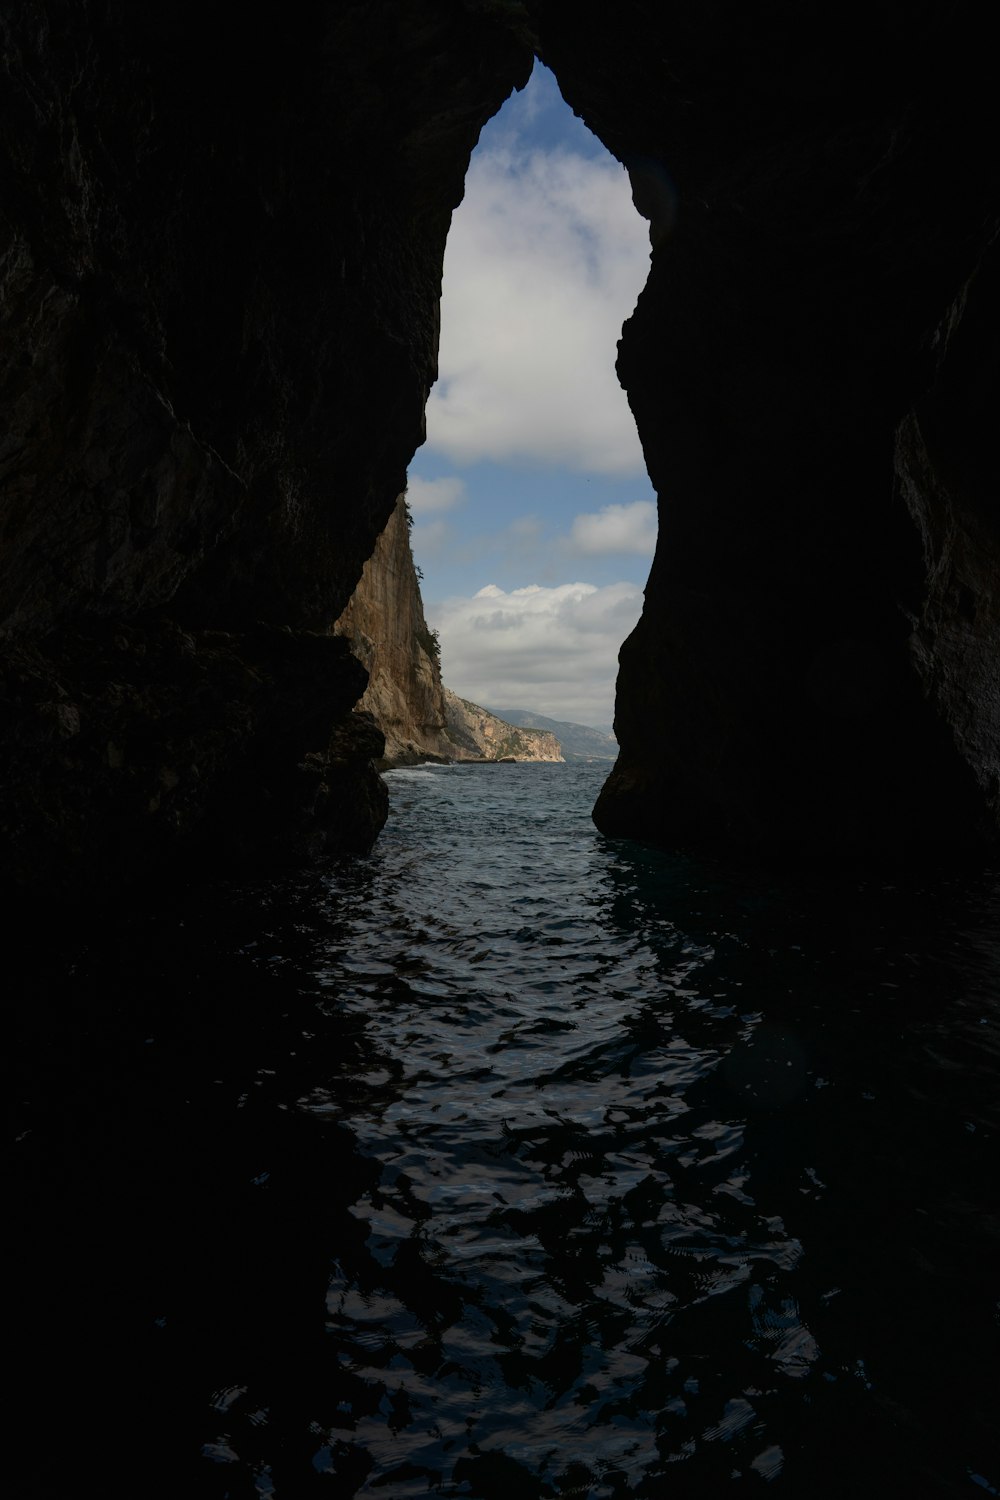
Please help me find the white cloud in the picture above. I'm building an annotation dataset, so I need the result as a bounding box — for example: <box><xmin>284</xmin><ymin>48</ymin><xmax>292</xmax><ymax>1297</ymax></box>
<box><xmin>410</xmin><ymin>517</ymin><xmax>454</xmax><ymax>557</ymax></box>
<box><xmin>431</xmin><ymin>580</ymin><xmax>643</xmax><ymax>727</ymax></box>
<box><xmin>416</xmin><ymin>512</ymin><xmax>552</xmax><ymax>580</ymax></box>
<box><xmin>426</xmin><ymin>138</ymin><xmax>650</xmax><ymax>475</ymax></box>
<box><xmin>406</xmin><ymin>475</ymin><xmax>466</xmax><ymax>514</ymax></box>
<box><xmin>569</xmin><ymin>500</ymin><xmax>658</xmax><ymax>556</ymax></box>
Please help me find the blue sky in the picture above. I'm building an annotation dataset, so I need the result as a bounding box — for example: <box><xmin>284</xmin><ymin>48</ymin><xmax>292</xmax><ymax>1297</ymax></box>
<box><xmin>406</xmin><ymin>63</ymin><xmax>654</xmax><ymax>730</ymax></box>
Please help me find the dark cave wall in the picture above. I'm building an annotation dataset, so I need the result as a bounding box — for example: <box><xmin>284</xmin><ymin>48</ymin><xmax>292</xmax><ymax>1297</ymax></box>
<box><xmin>0</xmin><ymin>1</ymin><xmax>532</xmax><ymax>883</ymax></box>
<box><xmin>1</xmin><ymin>0</ymin><xmax>997</xmax><ymax>884</ymax></box>
<box><xmin>1</xmin><ymin>1</ymin><xmax>531</xmax><ymax>634</ymax></box>
<box><xmin>528</xmin><ymin>1</ymin><xmax>998</xmax><ymax>853</ymax></box>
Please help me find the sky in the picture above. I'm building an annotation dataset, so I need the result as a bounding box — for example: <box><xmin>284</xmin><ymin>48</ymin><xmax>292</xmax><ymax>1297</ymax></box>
<box><xmin>407</xmin><ymin>63</ymin><xmax>654</xmax><ymax>731</ymax></box>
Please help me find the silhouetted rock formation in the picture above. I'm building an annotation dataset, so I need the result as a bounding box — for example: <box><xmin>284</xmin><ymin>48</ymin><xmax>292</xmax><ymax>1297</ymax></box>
<box><xmin>0</xmin><ymin>1</ymin><xmax>530</xmax><ymax>885</ymax></box>
<box><xmin>1</xmin><ymin>1</ymin><xmax>996</xmax><ymax>884</ymax></box>
<box><xmin>533</xmin><ymin>2</ymin><xmax>999</xmax><ymax>855</ymax></box>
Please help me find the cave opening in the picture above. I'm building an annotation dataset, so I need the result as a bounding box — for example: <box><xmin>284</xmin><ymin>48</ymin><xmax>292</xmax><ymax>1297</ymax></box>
<box><xmin>6</xmin><ymin>11</ymin><xmax>1000</xmax><ymax>1497</ymax></box>
<box><xmin>405</xmin><ymin>62</ymin><xmax>656</xmax><ymax>741</ymax></box>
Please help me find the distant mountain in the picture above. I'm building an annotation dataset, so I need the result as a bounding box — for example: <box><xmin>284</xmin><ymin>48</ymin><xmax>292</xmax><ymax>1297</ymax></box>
<box><xmin>488</xmin><ymin>709</ymin><xmax>618</xmax><ymax>762</ymax></box>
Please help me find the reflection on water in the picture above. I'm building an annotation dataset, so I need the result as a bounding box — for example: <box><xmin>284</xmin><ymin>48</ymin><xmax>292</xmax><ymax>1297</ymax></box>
<box><xmin>12</xmin><ymin>764</ymin><xmax>1000</xmax><ymax>1497</ymax></box>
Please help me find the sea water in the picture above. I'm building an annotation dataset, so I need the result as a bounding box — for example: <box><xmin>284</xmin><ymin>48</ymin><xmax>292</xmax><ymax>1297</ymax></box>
<box><xmin>13</xmin><ymin>762</ymin><xmax>1000</xmax><ymax>1497</ymax></box>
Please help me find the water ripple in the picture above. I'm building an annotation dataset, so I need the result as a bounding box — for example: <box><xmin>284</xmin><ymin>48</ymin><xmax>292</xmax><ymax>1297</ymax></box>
<box><xmin>244</xmin><ymin>764</ymin><xmax>998</xmax><ymax>1497</ymax></box>
<box><xmin>16</xmin><ymin>761</ymin><xmax>997</xmax><ymax>1498</ymax></box>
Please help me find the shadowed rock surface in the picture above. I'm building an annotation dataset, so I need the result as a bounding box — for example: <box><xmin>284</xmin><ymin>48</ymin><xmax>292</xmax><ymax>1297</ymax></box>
<box><xmin>1</xmin><ymin>0</ymin><xmax>997</xmax><ymax>883</ymax></box>
<box><xmin>536</xmin><ymin>1</ymin><xmax>999</xmax><ymax>855</ymax></box>
<box><xmin>0</xmin><ymin>0</ymin><xmax>531</xmax><ymax>885</ymax></box>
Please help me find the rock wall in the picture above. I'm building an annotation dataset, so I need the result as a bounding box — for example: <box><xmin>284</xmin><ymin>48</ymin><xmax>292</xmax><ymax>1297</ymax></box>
<box><xmin>1</xmin><ymin>0</ymin><xmax>997</xmax><ymax>883</ymax></box>
<box><xmin>490</xmin><ymin>708</ymin><xmax>617</xmax><ymax>762</ymax></box>
<box><xmin>528</xmin><ymin>1</ymin><xmax>998</xmax><ymax>855</ymax></box>
<box><xmin>335</xmin><ymin>497</ymin><xmax>564</xmax><ymax>766</ymax></box>
<box><xmin>334</xmin><ymin>496</ymin><xmax>455</xmax><ymax>766</ymax></box>
<box><xmin>445</xmin><ymin>692</ymin><xmax>564</xmax><ymax>762</ymax></box>
<box><xmin>0</xmin><ymin>1</ymin><xmax>532</xmax><ymax>887</ymax></box>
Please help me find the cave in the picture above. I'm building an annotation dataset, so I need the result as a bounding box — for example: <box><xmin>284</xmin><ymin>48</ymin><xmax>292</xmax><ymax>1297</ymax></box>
<box><xmin>2</xmin><ymin>0</ymin><xmax>997</xmax><ymax>892</ymax></box>
<box><xmin>5</xmin><ymin>5</ymin><xmax>1000</xmax><ymax>1496</ymax></box>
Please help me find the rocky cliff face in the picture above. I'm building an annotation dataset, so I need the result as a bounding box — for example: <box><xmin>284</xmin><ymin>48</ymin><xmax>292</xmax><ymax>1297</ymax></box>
<box><xmin>1</xmin><ymin>1</ymin><xmax>997</xmax><ymax>885</ymax></box>
<box><xmin>335</xmin><ymin>497</ymin><xmax>564</xmax><ymax>766</ymax></box>
<box><xmin>334</xmin><ymin>496</ymin><xmax>454</xmax><ymax>766</ymax></box>
<box><xmin>444</xmin><ymin>692</ymin><xmax>564</xmax><ymax>762</ymax></box>
<box><xmin>490</xmin><ymin>708</ymin><xmax>617</xmax><ymax>762</ymax></box>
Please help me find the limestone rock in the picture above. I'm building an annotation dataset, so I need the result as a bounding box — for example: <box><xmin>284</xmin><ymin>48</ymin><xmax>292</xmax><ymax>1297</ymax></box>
<box><xmin>335</xmin><ymin>496</ymin><xmax>565</xmax><ymax>767</ymax></box>
<box><xmin>334</xmin><ymin>497</ymin><xmax>454</xmax><ymax>767</ymax></box>
<box><xmin>444</xmin><ymin>691</ymin><xmax>564</xmax><ymax>762</ymax></box>
<box><xmin>489</xmin><ymin>708</ymin><xmax>617</xmax><ymax>762</ymax></box>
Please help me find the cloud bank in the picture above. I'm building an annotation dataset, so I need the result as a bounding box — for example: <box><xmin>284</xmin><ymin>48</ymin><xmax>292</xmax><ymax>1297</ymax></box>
<box><xmin>434</xmin><ymin>580</ymin><xmax>644</xmax><ymax>728</ymax></box>
<box><xmin>425</xmin><ymin>139</ymin><xmax>650</xmax><ymax>475</ymax></box>
<box><xmin>569</xmin><ymin>500</ymin><xmax>658</xmax><ymax>556</ymax></box>
<box><xmin>406</xmin><ymin>475</ymin><xmax>466</xmax><ymax>514</ymax></box>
